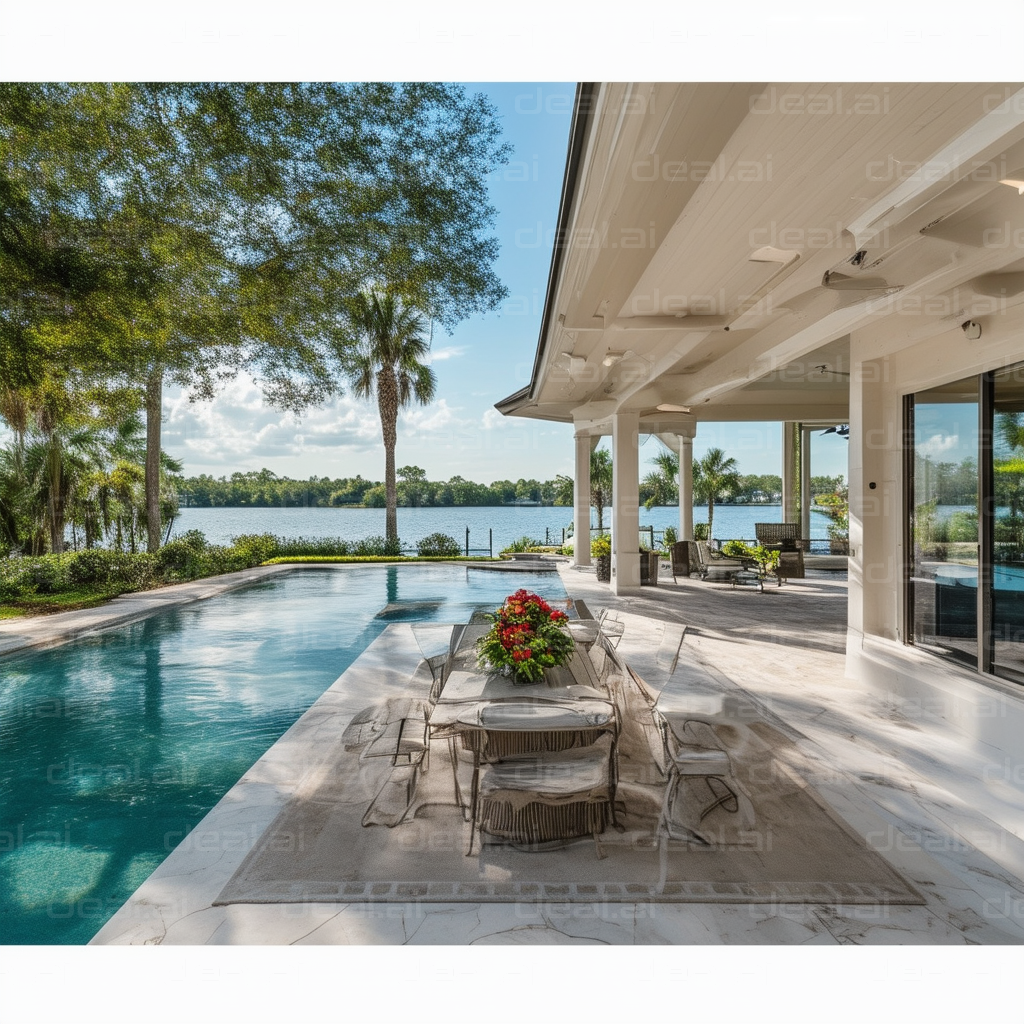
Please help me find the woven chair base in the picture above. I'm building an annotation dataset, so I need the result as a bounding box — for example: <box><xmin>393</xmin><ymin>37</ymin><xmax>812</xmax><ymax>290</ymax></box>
<box><xmin>478</xmin><ymin>797</ymin><xmax>609</xmax><ymax>845</ymax></box>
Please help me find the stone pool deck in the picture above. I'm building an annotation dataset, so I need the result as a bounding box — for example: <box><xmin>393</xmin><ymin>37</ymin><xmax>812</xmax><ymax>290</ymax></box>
<box><xmin>6</xmin><ymin>562</ymin><xmax>1024</xmax><ymax>944</ymax></box>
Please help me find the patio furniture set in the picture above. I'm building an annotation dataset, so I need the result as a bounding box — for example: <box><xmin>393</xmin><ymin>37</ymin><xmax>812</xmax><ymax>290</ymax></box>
<box><xmin>668</xmin><ymin>522</ymin><xmax>806</xmax><ymax>590</ymax></box>
<box><xmin>388</xmin><ymin>606</ymin><xmax>740</xmax><ymax>855</ymax></box>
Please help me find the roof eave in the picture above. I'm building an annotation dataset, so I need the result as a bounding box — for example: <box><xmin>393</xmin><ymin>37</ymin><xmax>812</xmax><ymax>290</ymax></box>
<box><xmin>493</xmin><ymin>81</ymin><xmax>596</xmax><ymax>417</ymax></box>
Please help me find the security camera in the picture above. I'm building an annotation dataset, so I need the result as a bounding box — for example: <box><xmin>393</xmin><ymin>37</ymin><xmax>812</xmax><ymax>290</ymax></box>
<box><xmin>962</xmin><ymin>320</ymin><xmax>982</xmax><ymax>341</ymax></box>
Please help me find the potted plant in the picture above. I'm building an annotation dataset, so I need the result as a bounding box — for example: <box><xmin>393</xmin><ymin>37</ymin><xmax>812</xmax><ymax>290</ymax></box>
<box><xmin>591</xmin><ymin>534</ymin><xmax>611</xmax><ymax>582</ymax></box>
<box><xmin>750</xmin><ymin>544</ymin><xmax>781</xmax><ymax>582</ymax></box>
<box><xmin>475</xmin><ymin>588</ymin><xmax>574</xmax><ymax>684</ymax></box>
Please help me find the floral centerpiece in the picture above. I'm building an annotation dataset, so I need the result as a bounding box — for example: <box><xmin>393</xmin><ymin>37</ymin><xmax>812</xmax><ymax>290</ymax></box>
<box><xmin>476</xmin><ymin>588</ymin><xmax>575</xmax><ymax>684</ymax></box>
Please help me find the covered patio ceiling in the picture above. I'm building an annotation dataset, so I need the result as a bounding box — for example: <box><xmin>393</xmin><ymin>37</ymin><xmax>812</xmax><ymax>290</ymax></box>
<box><xmin>497</xmin><ymin>82</ymin><xmax>1024</xmax><ymax>437</ymax></box>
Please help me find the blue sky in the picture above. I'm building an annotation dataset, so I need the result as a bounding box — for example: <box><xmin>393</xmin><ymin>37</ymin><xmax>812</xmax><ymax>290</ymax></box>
<box><xmin>162</xmin><ymin>81</ymin><xmax>850</xmax><ymax>485</ymax></box>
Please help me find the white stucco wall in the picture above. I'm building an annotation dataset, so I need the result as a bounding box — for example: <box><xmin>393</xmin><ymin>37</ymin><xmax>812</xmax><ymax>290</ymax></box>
<box><xmin>847</xmin><ymin>302</ymin><xmax>1024</xmax><ymax>764</ymax></box>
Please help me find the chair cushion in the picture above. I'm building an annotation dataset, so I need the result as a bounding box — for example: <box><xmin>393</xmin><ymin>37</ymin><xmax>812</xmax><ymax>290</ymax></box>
<box><xmin>478</xmin><ymin>743</ymin><xmax>611</xmax><ymax>797</ymax></box>
<box><xmin>475</xmin><ymin>702</ymin><xmax>611</xmax><ymax>731</ymax></box>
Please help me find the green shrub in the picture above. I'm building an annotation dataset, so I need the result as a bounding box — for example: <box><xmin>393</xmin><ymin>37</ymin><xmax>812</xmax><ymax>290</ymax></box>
<box><xmin>416</xmin><ymin>532</ymin><xmax>462</xmax><ymax>557</ymax></box>
<box><xmin>230</xmin><ymin>533</ymin><xmax>278</xmax><ymax>566</ymax></box>
<box><xmin>947</xmin><ymin>511</ymin><xmax>978</xmax><ymax>543</ymax></box>
<box><xmin>722</xmin><ymin>540</ymin><xmax>755</xmax><ymax>558</ymax></box>
<box><xmin>66</xmin><ymin>550</ymin><xmax>156</xmax><ymax>591</ymax></box>
<box><xmin>501</xmin><ymin>535</ymin><xmax>539</xmax><ymax>555</ymax></box>
<box><xmin>591</xmin><ymin>535</ymin><xmax>611</xmax><ymax>558</ymax></box>
<box><xmin>22</xmin><ymin>556</ymin><xmax>69</xmax><ymax>594</ymax></box>
<box><xmin>0</xmin><ymin>558</ymin><xmax>36</xmax><ymax>600</ymax></box>
<box><xmin>663</xmin><ymin>526</ymin><xmax>678</xmax><ymax>549</ymax></box>
<box><xmin>352</xmin><ymin>535</ymin><xmax>401</xmax><ymax>557</ymax></box>
<box><xmin>693</xmin><ymin>523</ymin><xmax>710</xmax><ymax>541</ymax></box>
<box><xmin>0</xmin><ymin>550</ymin><xmax>157</xmax><ymax>601</ymax></box>
<box><xmin>157</xmin><ymin>530</ymin><xmax>209</xmax><ymax>579</ymax></box>
<box><xmin>272</xmin><ymin>536</ymin><xmax>352</xmax><ymax>557</ymax></box>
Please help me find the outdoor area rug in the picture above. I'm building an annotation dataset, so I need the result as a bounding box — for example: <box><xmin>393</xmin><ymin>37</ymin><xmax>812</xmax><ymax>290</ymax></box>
<box><xmin>215</xmin><ymin>642</ymin><xmax>924</xmax><ymax>906</ymax></box>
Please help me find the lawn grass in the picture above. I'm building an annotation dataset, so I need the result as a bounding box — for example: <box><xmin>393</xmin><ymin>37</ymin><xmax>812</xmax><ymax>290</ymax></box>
<box><xmin>1</xmin><ymin>588</ymin><xmax>124</xmax><ymax>617</ymax></box>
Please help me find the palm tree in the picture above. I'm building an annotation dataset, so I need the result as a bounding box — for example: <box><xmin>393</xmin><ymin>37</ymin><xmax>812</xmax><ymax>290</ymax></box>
<box><xmin>344</xmin><ymin>290</ymin><xmax>437</xmax><ymax>548</ymax></box>
<box><xmin>590</xmin><ymin>448</ymin><xmax>613</xmax><ymax>532</ymax></box>
<box><xmin>642</xmin><ymin>448</ymin><xmax>680</xmax><ymax>509</ymax></box>
<box><xmin>694</xmin><ymin>447</ymin><xmax>740</xmax><ymax>539</ymax></box>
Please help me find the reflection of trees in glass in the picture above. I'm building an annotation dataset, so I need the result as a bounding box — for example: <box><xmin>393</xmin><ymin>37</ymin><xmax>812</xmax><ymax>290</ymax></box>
<box><xmin>995</xmin><ymin>411</ymin><xmax>1024</xmax><ymax>554</ymax></box>
<box><xmin>914</xmin><ymin>453</ymin><xmax>978</xmax><ymax>505</ymax></box>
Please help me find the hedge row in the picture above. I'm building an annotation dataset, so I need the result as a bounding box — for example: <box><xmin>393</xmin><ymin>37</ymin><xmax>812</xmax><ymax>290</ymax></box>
<box><xmin>0</xmin><ymin>531</ymin><xmax>494</xmax><ymax>604</ymax></box>
<box><xmin>0</xmin><ymin>531</ymin><xmax>276</xmax><ymax>603</ymax></box>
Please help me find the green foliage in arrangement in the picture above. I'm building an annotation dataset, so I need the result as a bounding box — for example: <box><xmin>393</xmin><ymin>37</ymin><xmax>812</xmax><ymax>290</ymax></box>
<box><xmin>591</xmin><ymin>535</ymin><xmax>611</xmax><ymax>558</ymax></box>
<box><xmin>475</xmin><ymin>589</ymin><xmax>574</xmax><ymax>684</ymax></box>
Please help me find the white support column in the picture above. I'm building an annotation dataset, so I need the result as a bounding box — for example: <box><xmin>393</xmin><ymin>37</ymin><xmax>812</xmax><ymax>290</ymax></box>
<box><xmin>678</xmin><ymin>426</ymin><xmax>696</xmax><ymax>540</ymax></box>
<box><xmin>782</xmin><ymin>421</ymin><xmax>797</xmax><ymax>523</ymax></box>
<box><xmin>800</xmin><ymin>424</ymin><xmax>812</xmax><ymax>541</ymax></box>
<box><xmin>573</xmin><ymin>433</ymin><xmax>592</xmax><ymax>567</ymax></box>
<box><xmin>611</xmin><ymin>410</ymin><xmax>641</xmax><ymax>594</ymax></box>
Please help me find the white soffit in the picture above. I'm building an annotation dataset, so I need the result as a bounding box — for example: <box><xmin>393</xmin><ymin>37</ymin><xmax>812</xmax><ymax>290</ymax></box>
<box><xmin>847</xmin><ymin>85</ymin><xmax>1024</xmax><ymax>249</ymax></box>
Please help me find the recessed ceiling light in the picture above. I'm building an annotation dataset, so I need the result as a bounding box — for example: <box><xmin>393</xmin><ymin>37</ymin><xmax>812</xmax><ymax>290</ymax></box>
<box><xmin>602</xmin><ymin>350</ymin><xmax>626</xmax><ymax>367</ymax></box>
<box><xmin>656</xmin><ymin>403</ymin><xmax>691</xmax><ymax>413</ymax></box>
<box><xmin>999</xmin><ymin>178</ymin><xmax>1024</xmax><ymax>195</ymax></box>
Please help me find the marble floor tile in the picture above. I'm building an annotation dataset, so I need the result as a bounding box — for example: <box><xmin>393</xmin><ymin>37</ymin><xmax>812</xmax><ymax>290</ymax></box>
<box><xmin>87</xmin><ymin>566</ymin><xmax>1024</xmax><ymax>946</ymax></box>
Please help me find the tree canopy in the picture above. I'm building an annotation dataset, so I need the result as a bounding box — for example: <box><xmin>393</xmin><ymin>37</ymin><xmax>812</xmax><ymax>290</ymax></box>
<box><xmin>0</xmin><ymin>82</ymin><xmax>510</xmax><ymax>553</ymax></box>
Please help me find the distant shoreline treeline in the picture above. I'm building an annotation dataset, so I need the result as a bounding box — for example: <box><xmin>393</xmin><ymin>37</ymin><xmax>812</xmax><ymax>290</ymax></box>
<box><xmin>173</xmin><ymin>469</ymin><xmax>566</xmax><ymax>508</ymax></box>
<box><xmin>172</xmin><ymin>467</ymin><xmax>847</xmax><ymax>509</ymax></box>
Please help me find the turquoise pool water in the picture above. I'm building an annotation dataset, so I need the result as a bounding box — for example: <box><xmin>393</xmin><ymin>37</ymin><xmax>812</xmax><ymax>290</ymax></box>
<box><xmin>0</xmin><ymin>565</ymin><xmax>567</xmax><ymax>944</ymax></box>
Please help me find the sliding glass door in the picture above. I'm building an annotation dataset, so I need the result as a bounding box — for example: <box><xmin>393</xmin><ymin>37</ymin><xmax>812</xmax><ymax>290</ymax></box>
<box><xmin>993</xmin><ymin>367</ymin><xmax>1024</xmax><ymax>682</ymax></box>
<box><xmin>908</xmin><ymin>376</ymin><xmax>979</xmax><ymax>668</ymax></box>
<box><xmin>907</xmin><ymin>362</ymin><xmax>1024</xmax><ymax>684</ymax></box>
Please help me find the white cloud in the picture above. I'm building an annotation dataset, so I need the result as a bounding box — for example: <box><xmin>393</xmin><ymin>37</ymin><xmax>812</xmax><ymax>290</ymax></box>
<box><xmin>424</xmin><ymin>346</ymin><xmax>466</xmax><ymax>364</ymax></box>
<box><xmin>917</xmin><ymin>433</ymin><xmax>961</xmax><ymax>459</ymax></box>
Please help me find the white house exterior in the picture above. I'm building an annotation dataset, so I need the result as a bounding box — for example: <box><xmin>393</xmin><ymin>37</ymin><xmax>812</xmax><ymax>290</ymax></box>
<box><xmin>497</xmin><ymin>82</ymin><xmax>1024</xmax><ymax>765</ymax></box>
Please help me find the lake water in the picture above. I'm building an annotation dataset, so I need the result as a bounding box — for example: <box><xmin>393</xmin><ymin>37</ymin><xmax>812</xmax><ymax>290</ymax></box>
<box><xmin>172</xmin><ymin>504</ymin><xmax>834</xmax><ymax>552</ymax></box>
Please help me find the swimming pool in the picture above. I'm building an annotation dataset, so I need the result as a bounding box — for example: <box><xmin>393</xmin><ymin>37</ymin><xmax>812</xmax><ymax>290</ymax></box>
<box><xmin>0</xmin><ymin>565</ymin><xmax>568</xmax><ymax>944</ymax></box>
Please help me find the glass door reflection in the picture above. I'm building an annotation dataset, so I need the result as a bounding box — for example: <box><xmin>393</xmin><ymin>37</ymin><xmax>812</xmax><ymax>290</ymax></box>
<box><xmin>992</xmin><ymin>367</ymin><xmax>1024</xmax><ymax>682</ymax></box>
<box><xmin>910</xmin><ymin>376</ymin><xmax>979</xmax><ymax>668</ymax></box>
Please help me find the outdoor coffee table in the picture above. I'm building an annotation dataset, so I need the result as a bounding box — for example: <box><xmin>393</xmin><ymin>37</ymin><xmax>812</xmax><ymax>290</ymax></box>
<box><xmin>730</xmin><ymin>568</ymin><xmax>765</xmax><ymax>592</ymax></box>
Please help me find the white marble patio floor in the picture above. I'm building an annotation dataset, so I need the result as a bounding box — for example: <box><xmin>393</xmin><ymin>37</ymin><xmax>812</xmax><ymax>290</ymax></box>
<box><xmin>77</xmin><ymin>563</ymin><xmax>1024</xmax><ymax>946</ymax></box>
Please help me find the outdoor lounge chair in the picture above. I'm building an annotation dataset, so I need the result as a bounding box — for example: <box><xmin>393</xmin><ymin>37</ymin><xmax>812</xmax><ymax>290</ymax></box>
<box><xmin>755</xmin><ymin>523</ymin><xmax>806</xmax><ymax>580</ymax></box>
<box><xmin>693</xmin><ymin>541</ymin><xmax>747</xmax><ymax>581</ymax></box>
